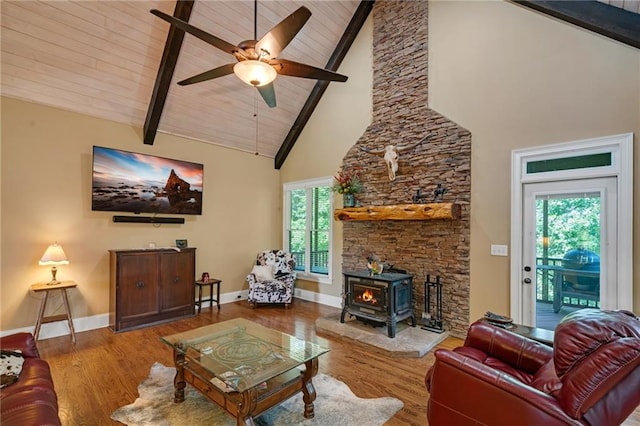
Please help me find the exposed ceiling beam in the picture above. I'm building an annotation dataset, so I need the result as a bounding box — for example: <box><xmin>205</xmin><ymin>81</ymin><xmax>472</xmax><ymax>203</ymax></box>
<box><xmin>513</xmin><ymin>1</ymin><xmax>640</xmax><ymax>49</ymax></box>
<box><xmin>143</xmin><ymin>1</ymin><xmax>195</xmax><ymax>146</ymax></box>
<box><xmin>274</xmin><ymin>0</ymin><xmax>375</xmax><ymax>169</ymax></box>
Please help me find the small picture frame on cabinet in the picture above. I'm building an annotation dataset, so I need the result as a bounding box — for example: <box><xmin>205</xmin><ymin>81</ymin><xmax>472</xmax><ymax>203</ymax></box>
<box><xmin>176</xmin><ymin>239</ymin><xmax>188</xmax><ymax>249</ymax></box>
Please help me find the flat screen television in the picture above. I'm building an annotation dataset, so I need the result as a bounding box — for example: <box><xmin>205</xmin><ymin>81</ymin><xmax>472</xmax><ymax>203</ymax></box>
<box><xmin>91</xmin><ymin>146</ymin><xmax>203</xmax><ymax>215</ymax></box>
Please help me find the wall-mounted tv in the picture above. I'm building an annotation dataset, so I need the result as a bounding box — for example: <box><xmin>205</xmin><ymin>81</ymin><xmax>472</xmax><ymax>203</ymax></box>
<box><xmin>92</xmin><ymin>146</ymin><xmax>203</xmax><ymax>215</ymax></box>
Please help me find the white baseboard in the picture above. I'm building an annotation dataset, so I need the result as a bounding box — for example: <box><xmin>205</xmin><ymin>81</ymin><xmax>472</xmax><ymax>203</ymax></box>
<box><xmin>294</xmin><ymin>288</ymin><xmax>342</xmax><ymax>308</ymax></box>
<box><xmin>0</xmin><ymin>289</ymin><xmax>337</xmax><ymax>340</ymax></box>
<box><xmin>0</xmin><ymin>313</ymin><xmax>110</xmax><ymax>340</ymax></box>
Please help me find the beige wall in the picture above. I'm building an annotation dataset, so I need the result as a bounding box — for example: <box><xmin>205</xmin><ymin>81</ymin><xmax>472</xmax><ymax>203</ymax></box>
<box><xmin>1</xmin><ymin>97</ymin><xmax>281</xmax><ymax>331</ymax></box>
<box><xmin>428</xmin><ymin>1</ymin><xmax>640</xmax><ymax>319</ymax></box>
<box><xmin>284</xmin><ymin>2</ymin><xmax>640</xmax><ymax>316</ymax></box>
<box><xmin>2</xmin><ymin>1</ymin><xmax>638</xmax><ymax>334</ymax></box>
<box><xmin>280</xmin><ymin>16</ymin><xmax>373</xmax><ymax>299</ymax></box>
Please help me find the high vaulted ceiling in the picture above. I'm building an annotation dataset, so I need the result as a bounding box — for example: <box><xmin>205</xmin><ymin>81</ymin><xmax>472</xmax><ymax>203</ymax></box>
<box><xmin>1</xmin><ymin>0</ymin><xmax>361</xmax><ymax>162</ymax></box>
<box><xmin>2</xmin><ymin>1</ymin><xmax>639</xmax><ymax>168</ymax></box>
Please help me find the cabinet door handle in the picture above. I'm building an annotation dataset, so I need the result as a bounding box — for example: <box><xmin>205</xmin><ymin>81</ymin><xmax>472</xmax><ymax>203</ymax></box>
<box><xmin>136</xmin><ymin>281</ymin><xmax>145</xmax><ymax>288</ymax></box>
<box><xmin>174</xmin><ymin>277</ymin><xmax>180</xmax><ymax>284</ymax></box>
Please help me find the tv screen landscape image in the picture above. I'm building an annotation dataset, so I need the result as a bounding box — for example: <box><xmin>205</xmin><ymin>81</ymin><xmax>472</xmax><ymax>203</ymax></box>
<box><xmin>92</xmin><ymin>146</ymin><xmax>203</xmax><ymax>215</ymax></box>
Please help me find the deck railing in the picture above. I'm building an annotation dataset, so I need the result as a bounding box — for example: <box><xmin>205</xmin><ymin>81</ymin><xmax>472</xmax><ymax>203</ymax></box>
<box><xmin>536</xmin><ymin>257</ymin><xmax>600</xmax><ymax>309</ymax></box>
<box><xmin>291</xmin><ymin>250</ymin><xmax>329</xmax><ymax>275</ymax></box>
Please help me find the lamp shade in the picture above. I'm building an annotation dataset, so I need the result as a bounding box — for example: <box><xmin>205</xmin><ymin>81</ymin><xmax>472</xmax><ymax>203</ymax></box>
<box><xmin>39</xmin><ymin>243</ymin><xmax>69</xmax><ymax>266</ymax></box>
<box><xmin>233</xmin><ymin>60</ymin><xmax>277</xmax><ymax>87</ymax></box>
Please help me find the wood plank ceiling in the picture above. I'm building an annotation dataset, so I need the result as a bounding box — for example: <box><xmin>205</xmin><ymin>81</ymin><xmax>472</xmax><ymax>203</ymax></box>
<box><xmin>2</xmin><ymin>1</ymin><xmax>638</xmax><ymax>167</ymax></box>
<box><xmin>1</xmin><ymin>0</ymin><xmax>361</xmax><ymax>162</ymax></box>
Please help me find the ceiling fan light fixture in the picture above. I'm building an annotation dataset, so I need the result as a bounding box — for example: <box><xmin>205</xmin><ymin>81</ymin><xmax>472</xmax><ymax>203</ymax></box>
<box><xmin>233</xmin><ymin>60</ymin><xmax>277</xmax><ymax>87</ymax></box>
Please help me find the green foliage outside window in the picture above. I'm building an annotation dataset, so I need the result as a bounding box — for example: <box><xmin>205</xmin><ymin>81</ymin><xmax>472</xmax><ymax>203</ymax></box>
<box><xmin>288</xmin><ymin>185</ymin><xmax>331</xmax><ymax>275</ymax></box>
<box><xmin>536</xmin><ymin>196</ymin><xmax>601</xmax><ymax>259</ymax></box>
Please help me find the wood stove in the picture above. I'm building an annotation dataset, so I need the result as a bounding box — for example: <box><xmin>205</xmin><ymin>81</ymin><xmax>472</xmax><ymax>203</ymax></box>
<box><xmin>340</xmin><ymin>270</ymin><xmax>416</xmax><ymax>338</ymax></box>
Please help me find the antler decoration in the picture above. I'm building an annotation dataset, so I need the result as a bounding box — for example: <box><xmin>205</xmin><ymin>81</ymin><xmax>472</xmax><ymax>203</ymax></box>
<box><xmin>359</xmin><ymin>134</ymin><xmax>430</xmax><ymax>181</ymax></box>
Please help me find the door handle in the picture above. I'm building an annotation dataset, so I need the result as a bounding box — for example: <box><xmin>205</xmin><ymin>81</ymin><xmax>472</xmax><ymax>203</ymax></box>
<box><xmin>523</xmin><ymin>278</ymin><xmax>532</xmax><ymax>284</ymax></box>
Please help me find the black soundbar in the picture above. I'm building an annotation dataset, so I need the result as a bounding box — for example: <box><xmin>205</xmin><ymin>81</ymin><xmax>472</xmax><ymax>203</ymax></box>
<box><xmin>112</xmin><ymin>215</ymin><xmax>185</xmax><ymax>224</ymax></box>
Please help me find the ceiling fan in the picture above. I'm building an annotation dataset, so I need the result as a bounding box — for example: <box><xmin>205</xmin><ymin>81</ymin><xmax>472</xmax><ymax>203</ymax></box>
<box><xmin>150</xmin><ymin>2</ymin><xmax>348</xmax><ymax>108</ymax></box>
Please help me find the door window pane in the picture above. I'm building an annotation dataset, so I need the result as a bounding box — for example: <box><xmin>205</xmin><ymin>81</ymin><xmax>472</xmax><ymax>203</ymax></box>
<box><xmin>535</xmin><ymin>193</ymin><xmax>601</xmax><ymax>329</ymax></box>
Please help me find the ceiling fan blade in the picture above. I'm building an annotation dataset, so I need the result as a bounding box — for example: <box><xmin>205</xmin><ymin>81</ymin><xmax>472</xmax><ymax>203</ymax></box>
<box><xmin>177</xmin><ymin>63</ymin><xmax>236</xmax><ymax>86</ymax></box>
<box><xmin>270</xmin><ymin>59</ymin><xmax>348</xmax><ymax>82</ymax></box>
<box><xmin>257</xmin><ymin>83</ymin><xmax>277</xmax><ymax>108</ymax></box>
<box><xmin>255</xmin><ymin>6</ymin><xmax>311</xmax><ymax>59</ymax></box>
<box><xmin>150</xmin><ymin>9</ymin><xmax>239</xmax><ymax>55</ymax></box>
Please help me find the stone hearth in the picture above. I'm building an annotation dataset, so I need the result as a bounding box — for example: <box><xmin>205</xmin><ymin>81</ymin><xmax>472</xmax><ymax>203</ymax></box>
<box><xmin>339</xmin><ymin>1</ymin><xmax>471</xmax><ymax>337</ymax></box>
<box><xmin>316</xmin><ymin>313</ymin><xmax>448</xmax><ymax>358</ymax></box>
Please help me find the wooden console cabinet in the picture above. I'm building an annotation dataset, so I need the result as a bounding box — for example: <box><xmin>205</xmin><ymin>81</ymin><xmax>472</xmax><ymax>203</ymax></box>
<box><xmin>109</xmin><ymin>248</ymin><xmax>196</xmax><ymax>332</ymax></box>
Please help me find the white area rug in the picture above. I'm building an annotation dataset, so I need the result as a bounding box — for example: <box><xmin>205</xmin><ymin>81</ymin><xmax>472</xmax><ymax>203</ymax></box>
<box><xmin>111</xmin><ymin>363</ymin><xmax>403</xmax><ymax>426</ymax></box>
<box><xmin>316</xmin><ymin>312</ymin><xmax>449</xmax><ymax>357</ymax></box>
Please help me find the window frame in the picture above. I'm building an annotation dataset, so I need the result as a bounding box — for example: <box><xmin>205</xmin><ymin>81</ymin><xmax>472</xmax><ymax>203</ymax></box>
<box><xmin>283</xmin><ymin>177</ymin><xmax>333</xmax><ymax>285</ymax></box>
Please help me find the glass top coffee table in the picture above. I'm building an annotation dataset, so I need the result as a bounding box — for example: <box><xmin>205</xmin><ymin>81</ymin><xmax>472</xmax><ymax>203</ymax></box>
<box><xmin>161</xmin><ymin>318</ymin><xmax>329</xmax><ymax>426</ymax></box>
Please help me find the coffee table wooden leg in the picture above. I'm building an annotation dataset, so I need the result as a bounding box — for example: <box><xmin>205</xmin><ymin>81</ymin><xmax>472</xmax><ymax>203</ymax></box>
<box><xmin>173</xmin><ymin>347</ymin><xmax>186</xmax><ymax>403</ymax></box>
<box><xmin>237</xmin><ymin>388</ymin><xmax>257</xmax><ymax>426</ymax></box>
<box><xmin>302</xmin><ymin>358</ymin><xmax>319</xmax><ymax>418</ymax></box>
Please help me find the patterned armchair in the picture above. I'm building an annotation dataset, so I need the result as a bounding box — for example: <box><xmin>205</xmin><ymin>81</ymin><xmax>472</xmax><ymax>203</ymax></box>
<box><xmin>247</xmin><ymin>250</ymin><xmax>297</xmax><ymax>308</ymax></box>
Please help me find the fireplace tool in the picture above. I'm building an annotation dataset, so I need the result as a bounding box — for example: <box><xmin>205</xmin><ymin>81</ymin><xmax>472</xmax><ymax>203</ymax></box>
<box><xmin>422</xmin><ymin>275</ymin><xmax>445</xmax><ymax>333</ymax></box>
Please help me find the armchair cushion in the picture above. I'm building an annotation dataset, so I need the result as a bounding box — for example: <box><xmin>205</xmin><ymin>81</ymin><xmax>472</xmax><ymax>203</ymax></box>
<box><xmin>251</xmin><ymin>265</ymin><xmax>274</xmax><ymax>281</ymax></box>
<box><xmin>553</xmin><ymin>309</ymin><xmax>640</xmax><ymax>420</ymax></box>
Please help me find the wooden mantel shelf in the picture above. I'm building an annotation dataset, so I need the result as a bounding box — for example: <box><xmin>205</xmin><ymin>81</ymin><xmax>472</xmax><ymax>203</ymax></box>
<box><xmin>334</xmin><ymin>203</ymin><xmax>460</xmax><ymax>221</ymax></box>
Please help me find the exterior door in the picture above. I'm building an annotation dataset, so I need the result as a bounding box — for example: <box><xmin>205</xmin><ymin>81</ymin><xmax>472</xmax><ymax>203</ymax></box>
<box><xmin>522</xmin><ymin>178</ymin><xmax>616</xmax><ymax>329</ymax></box>
<box><xmin>511</xmin><ymin>133</ymin><xmax>633</xmax><ymax>328</ymax></box>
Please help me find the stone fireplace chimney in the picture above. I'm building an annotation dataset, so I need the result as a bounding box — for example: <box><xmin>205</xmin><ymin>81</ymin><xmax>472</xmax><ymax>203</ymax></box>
<box><xmin>338</xmin><ymin>1</ymin><xmax>471</xmax><ymax>337</ymax></box>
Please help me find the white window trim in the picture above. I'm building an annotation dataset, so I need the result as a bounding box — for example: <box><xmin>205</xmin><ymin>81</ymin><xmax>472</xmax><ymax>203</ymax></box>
<box><xmin>510</xmin><ymin>133</ymin><xmax>633</xmax><ymax>323</ymax></box>
<box><xmin>283</xmin><ymin>176</ymin><xmax>334</xmax><ymax>285</ymax></box>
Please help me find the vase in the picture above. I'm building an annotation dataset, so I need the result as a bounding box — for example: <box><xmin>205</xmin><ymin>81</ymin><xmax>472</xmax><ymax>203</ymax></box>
<box><xmin>343</xmin><ymin>193</ymin><xmax>355</xmax><ymax>208</ymax></box>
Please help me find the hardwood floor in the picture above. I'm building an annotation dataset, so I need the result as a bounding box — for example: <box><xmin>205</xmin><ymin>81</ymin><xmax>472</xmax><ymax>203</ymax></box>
<box><xmin>34</xmin><ymin>300</ymin><xmax>639</xmax><ymax>425</ymax></box>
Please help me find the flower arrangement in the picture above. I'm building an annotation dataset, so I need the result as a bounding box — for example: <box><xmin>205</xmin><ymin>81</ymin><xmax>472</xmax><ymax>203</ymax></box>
<box><xmin>332</xmin><ymin>167</ymin><xmax>363</xmax><ymax>195</ymax></box>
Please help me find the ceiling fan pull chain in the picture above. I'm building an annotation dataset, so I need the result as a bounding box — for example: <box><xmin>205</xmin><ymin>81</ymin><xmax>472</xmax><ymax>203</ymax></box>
<box><xmin>254</xmin><ymin>92</ymin><xmax>259</xmax><ymax>155</ymax></box>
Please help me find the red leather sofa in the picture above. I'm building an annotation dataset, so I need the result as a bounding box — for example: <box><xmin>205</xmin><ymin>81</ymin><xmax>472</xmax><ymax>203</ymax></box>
<box><xmin>0</xmin><ymin>332</ymin><xmax>61</xmax><ymax>426</ymax></box>
<box><xmin>426</xmin><ymin>309</ymin><xmax>640</xmax><ymax>425</ymax></box>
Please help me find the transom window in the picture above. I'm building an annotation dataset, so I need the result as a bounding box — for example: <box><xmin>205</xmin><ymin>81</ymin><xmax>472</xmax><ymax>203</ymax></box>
<box><xmin>283</xmin><ymin>177</ymin><xmax>333</xmax><ymax>284</ymax></box>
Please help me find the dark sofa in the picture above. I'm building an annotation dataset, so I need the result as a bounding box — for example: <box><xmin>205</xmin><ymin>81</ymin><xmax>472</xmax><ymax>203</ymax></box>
<box><xmin>426</xmin><ymin>309</ymin><xmax>640</xmax><ymax>425</ymax></box>
<box><xmin>0</xmin><ymin>332</ymin><xmax>61</xmax><ymax>426</ymax></box>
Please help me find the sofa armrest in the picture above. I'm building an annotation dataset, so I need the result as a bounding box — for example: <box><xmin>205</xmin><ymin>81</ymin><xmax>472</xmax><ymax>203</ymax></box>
<box><xmin>464</xmin><ymin>321</ymin><xmax>553</xmax><ymax>374</ymax></box>
<box><xmin>427</xmin><ymin>349</ymin><xmax>578</xmax><ymax>425</ymax></box>
<box><xmin>0</xmin><ymin>333</ymin><xmax>40</xmax><ymax>358</ymax></box>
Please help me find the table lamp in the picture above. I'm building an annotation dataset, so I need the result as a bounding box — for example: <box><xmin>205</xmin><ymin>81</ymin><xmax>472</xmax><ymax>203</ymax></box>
<box><xmin>39</xmin><ymin>242</ymin><xmax>69</xmax><ymax>285</ymax></box>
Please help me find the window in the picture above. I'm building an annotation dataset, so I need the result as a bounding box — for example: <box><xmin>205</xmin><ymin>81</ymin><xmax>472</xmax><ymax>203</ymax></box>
<box><xmin>284</xmin><ymin>177</ymin><xmax>333</xmax><ymax>284</ymax></box>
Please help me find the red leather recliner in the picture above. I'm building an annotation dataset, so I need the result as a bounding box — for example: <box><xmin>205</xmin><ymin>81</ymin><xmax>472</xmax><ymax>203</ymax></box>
<box><xmin>425</xmin><ymin>309</ymin><xmax>640</xmax><ymax>425</ymax></box>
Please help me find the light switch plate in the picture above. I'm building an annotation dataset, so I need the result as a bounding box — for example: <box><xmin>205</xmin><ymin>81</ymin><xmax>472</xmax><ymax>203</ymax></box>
<box><xmin>491</xmin><ymin>244</ymin><xmax>508</xmax><ymax>256</ymax></box>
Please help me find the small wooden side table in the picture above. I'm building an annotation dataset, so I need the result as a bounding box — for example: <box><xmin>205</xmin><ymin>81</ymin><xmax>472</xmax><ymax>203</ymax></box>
<box><xmin>194</xmin><ymin>278</ymin><xmax>221</xmax><ymax>313</ymax></box>
<box><xmin>31</xmin><ymin>280</ymin><xmax>77</xmax><ymax>343</ymax></box>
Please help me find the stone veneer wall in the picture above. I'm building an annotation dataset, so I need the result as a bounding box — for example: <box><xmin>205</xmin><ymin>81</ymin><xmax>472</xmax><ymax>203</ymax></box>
<box><xmin>339</xmin><ymin>0</ymin><xmax>471</xmax><ymax>337</ymax></box>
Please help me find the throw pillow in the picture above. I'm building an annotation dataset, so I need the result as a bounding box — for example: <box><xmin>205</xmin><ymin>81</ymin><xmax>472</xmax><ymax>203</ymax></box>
<box><xmin>0</xmin><ymin>350</ymin><xmax>24</xmax><ymax>389</ymax></box>
<box><xmin>251</xmin><ymin>265</ymin><xmax>274</xmax><ymax>281</ymax></box>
